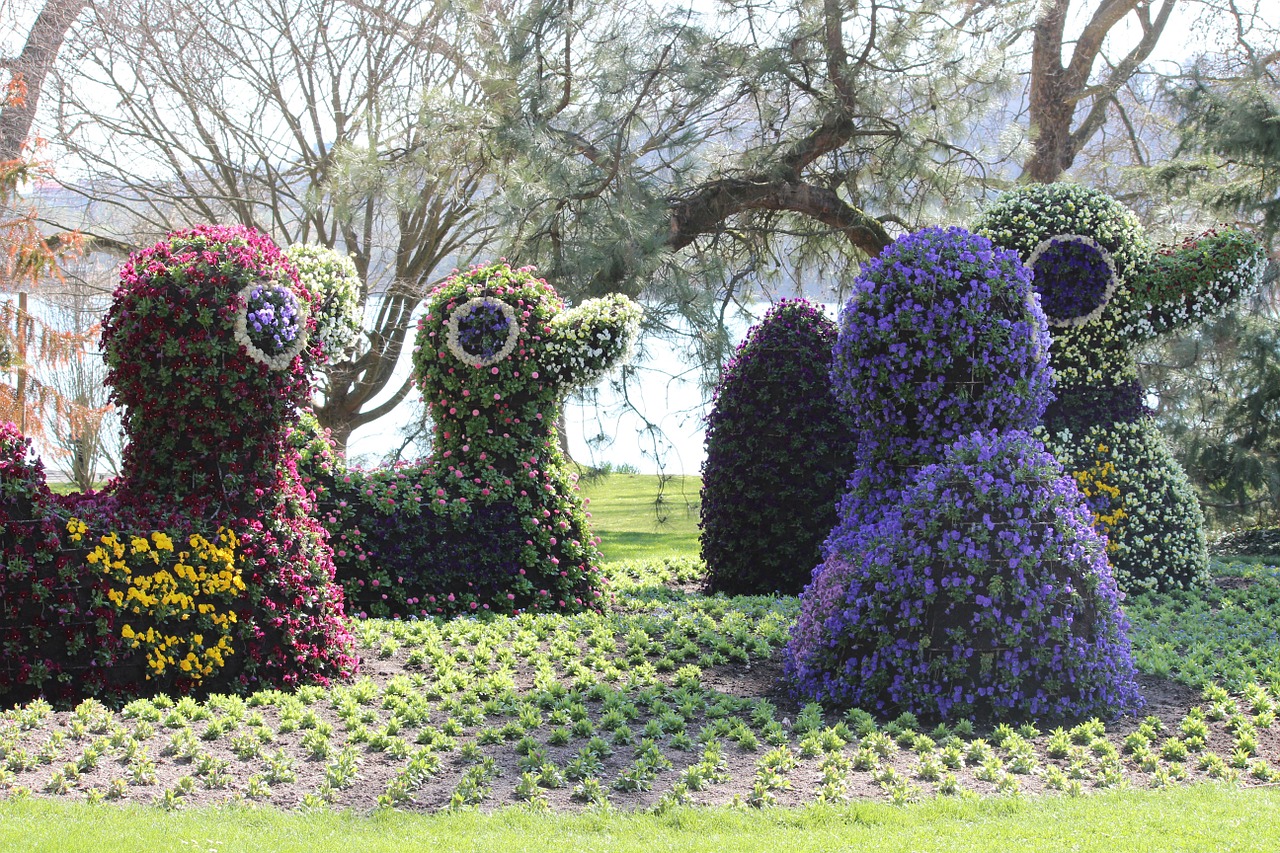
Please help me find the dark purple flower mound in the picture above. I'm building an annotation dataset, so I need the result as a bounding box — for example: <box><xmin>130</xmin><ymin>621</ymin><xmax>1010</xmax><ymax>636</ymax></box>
<box><xmin>1043</xmin><ymin>379</ymin><xmax>1149</xmax><ymax>434</ymax></box>
<box><xmin>831</xmin><ymin>227</ymin><xmax>1052</xmax><ymax>472</ymax></box>
<box><xmin>787</xmin><ymin>430</ymin><xmax>1143</xmax><ymax>722</ymax></box>
<box><xmin>700</xmin><ymin>300</ymin><xmax>858</xmax><ymax>596</ymax></box>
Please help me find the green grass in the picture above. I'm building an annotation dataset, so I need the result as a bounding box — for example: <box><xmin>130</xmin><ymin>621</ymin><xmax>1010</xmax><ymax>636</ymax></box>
<box><xmin>578</xmin><ymin>474</ymin><xmax>701</xmax><ymax>562</ymax></box>
<box><xmin>2</xmin><ymin>785</ymin><xmax>1279</xmax><ymax>852</ymax></box>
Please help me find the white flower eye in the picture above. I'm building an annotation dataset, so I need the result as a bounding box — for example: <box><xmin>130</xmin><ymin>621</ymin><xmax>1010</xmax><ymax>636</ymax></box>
<box><xmin>1026</xmin><ymin>235</ymin><xmax>1119</xmax><ymax>327</ymax></box>
<box><xmin>445</xmin><ymin>297</ymin><xmax>520</xmax><ymax>367</ymax></box>
<box><xmin>233</xmin><ymin>280</ymin><xmax>310</xmax><ymax>371</ymax></box>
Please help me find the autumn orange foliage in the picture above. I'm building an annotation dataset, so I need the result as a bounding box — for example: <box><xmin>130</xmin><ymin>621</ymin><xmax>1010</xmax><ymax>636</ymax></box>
<box><xmin>1</xmin><ymin>74</ymin><xmax>100</xmax><ymax>457</ymax></box>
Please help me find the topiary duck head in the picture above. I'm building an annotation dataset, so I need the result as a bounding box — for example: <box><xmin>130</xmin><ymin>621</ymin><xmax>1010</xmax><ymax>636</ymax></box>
<box><xmin>976</xmin><ymin>183</ymin><xmax>1267</xmax><ymax>396</ymax></box>
<box><xmin>101</xmin><ymin>224</ymin><xmax>321</xmax><ymax>515</ymax></box>
<box><xmin>830</xmin><ymin>226</ymin><xmax>1053</xmax><ymax>473</ymax></box>
<box><xmin>412</xmin><ymin>262</ymin><xmax>641</xmax><ymax>465</ymax></box>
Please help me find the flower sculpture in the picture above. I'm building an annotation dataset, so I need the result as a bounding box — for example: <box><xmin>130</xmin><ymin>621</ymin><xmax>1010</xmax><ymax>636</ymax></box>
<box><xmin>0</xmin><ymin>225</ymin><xmax>357</xmax><ymax>706</ymax></box>
<box><xmin>785</xmin><ymin>226</ymin><xmax>1141</xmax><ymax>721</ymax></box>
<box><xmin>700</xmin><ymin>300</ymin><xmax>857</xmax><ymax>596</ymax></box>
<box><xmin>312</xmin><ymin>262</ymin><xmax>641</xmax><ymax>618</ymax></box>
<box><xmin>977</xmin><ymin>183</ymin><xmax>1268</xmax><ymax>592</ymax></box>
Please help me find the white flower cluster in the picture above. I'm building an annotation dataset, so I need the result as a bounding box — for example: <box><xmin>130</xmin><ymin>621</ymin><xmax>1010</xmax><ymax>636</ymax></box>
<box><xmin>233</xmin><ymin>280</ymin><xmax>311</xmax><ymax>371</ymax></box>
<box><xmin>445</xmin><ymin>296</ymin><xmax>520</xmax><ymax>368</ymax></box>
<box><xmin>283</xmin><ymin>243</ymin><xmax>364</xmax><ymax>362</ymax></box>
<box><xmin>980</xmin><ymin>184</ymin><xmax>1150</xmax><ymax>281</ymax></box>
<box><xmin>543</xmin><ymin>294</ymin><xmax>643</xmax><ymax>388</ymax></box>
<box><xmin>1136</xmin><ymin>241</ymin><xmax>1269</xmax><ymax>341</ymax></box>
<box><xmin>1042</xmin><ymin>418</ymin><xmax>1209</xmax><ymax>593</ymax></box>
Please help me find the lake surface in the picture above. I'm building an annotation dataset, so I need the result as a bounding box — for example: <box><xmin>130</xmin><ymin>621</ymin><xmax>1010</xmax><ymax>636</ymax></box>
<box><xmin>346</xmin><ymin>301</ymin><xmax>844</xmax><ymax>475</ymax></box>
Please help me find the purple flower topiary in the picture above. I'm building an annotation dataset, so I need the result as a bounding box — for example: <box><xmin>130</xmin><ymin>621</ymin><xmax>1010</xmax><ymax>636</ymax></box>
<box><xmin>787</xmin><ymin>430</ymin><xmax>1142</xmax><ymax>721</ymax></box>
<box><xmin>824</xmin><ymin>226</ymin><xmax>1053</xmax><ymax>556</ymax></box>
<box><xmin>789</xmin><ymin>226</ymin><xmax>1142</xmax><ymax>722</ymax></box>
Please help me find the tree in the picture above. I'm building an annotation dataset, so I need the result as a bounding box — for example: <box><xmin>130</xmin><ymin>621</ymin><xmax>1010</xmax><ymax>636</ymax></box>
<box><xmin>1159</xmin><ymin>57</ymin><xmax>1280</xmax><ymax>245</ymax></box>
<box><xmin>1143</xmin><ymin>292</ymin><xmax>1280</xmax><ymax>529</ymax></box>
<box><xmin>48</xmin><ymin>0</ymin><xmax>494</xmax><ymax>449</ymax></box>
<box><xmin>47</xmin><ymin>0</ymin><xmax>1260</xmax><ymax>463</ymax></box>
<box><xmin>36</xmin><ymin>255</ymin><xmax>116</xmax><ymax>489</ymax></box>
<box><xmin>1138</xmin><ymin>48</ymin><xmax>1280</xmax><ymax>529</ymax></box>
<box><xmin>1021</xmin><ymin>0</ymin><xmax>1178</xmax><ymax>183</ymax></box>
<box><xmin>0</xmin><ymin>0</ymin><xmax>89</xmax><ymax>162</ymax></box>
<box><xmin>1</xmin><ymin>60</ymin><xmax>92</xmax><ymax>453</ymax></box>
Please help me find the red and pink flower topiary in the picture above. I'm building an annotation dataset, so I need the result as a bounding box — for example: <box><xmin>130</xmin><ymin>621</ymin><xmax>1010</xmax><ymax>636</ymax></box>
<box><xmin>0</xmin><ymin>224</ymin><xmax>357</xmax><ymax>706</ymax></box>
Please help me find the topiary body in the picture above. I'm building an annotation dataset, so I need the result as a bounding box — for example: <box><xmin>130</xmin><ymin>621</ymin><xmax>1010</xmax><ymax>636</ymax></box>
<box><xmin>700</xmin><ymin>299</ymin><xmax>856</xmax><ymax>596</ymax></box>
<box><xmin>788</xmin><ymin>430</ymin><xmax>1141</xmax><ymax>720</ymax></box>
<box><xmin>786</xmin><ymin>226</ymin><xmax>1141</xmax><ymax>722</ymax></box>
<box><xmin>977</xmin><ymin>183</ymin><xmax>1268</xmax><ymax>591</ymax></box>
<box><xmin>316</xmin><ymin>262</ymin><xmax>642</xmax><ymax>618</ymax></box>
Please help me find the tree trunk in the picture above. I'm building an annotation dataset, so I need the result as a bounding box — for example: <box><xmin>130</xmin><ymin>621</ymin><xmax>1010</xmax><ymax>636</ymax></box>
<box><xmin>557</xmin><ymin>411</ymin><xmax>574</xmax><ymax>465</ymax></box>
<box><xmin>0</xmin><ymin>0</ymin><xmax>89</xmax><ymax>161</ymax></box>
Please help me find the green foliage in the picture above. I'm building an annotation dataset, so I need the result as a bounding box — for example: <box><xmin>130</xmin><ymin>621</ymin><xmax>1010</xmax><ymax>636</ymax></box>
<box><xmin>1147</xmin><ymin>300</ymin><xmax>1280</xmax><ymax>530</ymax></box>
<box><xmin>1125</xmin><ymin>561</ymin><xmax>1280</xmax><ymax>690</ymax></box>
<box><xmin>1163</xmin><ymin>69</ymin><xmax>1280</xmax><ymax>247</ymax></box>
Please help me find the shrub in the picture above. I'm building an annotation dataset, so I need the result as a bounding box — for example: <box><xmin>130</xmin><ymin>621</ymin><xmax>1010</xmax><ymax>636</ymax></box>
<box><xmin>315</xmin><ymin>262</ymin><xmax>642</xmax><ymax>617</ymax></box>
<box><xmin>787</xmin><ymin>430</ymin><xmax>1142</xmax><ymax>722</ymax></box>
<box><xmin>700</xmin><ymin>299</ymin><xmax>856</xmax><ymax>595</ymax></box>
<box><xmin>977</xmin><ymin>184</ymin><xmax>1267</xmax><ymax>591</ymax></box>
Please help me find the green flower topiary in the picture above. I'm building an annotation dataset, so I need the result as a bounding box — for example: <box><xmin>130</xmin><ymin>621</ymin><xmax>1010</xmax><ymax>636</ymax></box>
<box><xmin>977</xmin><ymin>184</ymin><xmax>1267</xmax><ymax>592</ymax></box>
<box><xmin>317</xmin><ymin>262</ymin><xmax>642</xmax><ymax>617</ymax></box>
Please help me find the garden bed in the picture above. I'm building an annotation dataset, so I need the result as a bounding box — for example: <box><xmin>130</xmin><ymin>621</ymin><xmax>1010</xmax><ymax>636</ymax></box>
<box><xmin>2</xmin><ymin>555</ymin><xmax>1279</xmax><ymax>814</ymax></box>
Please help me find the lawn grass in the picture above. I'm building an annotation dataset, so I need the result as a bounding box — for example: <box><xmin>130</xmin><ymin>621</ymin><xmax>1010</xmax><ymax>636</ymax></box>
<box><xmin>577</xmin><ymin>474</ymin><xmax>701</xmax><ymax>562</ymax></box>
<box><xmin>4</xmin><ymin>784</ymin><xmax>1280</xmax><ymax>852</ymax></box>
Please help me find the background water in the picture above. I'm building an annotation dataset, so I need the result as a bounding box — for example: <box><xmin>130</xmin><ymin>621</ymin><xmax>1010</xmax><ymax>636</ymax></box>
<box><xmin>345</xmin><ymin>301</ymin><xmax>844</xmax><ymax>475</ymax></box>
